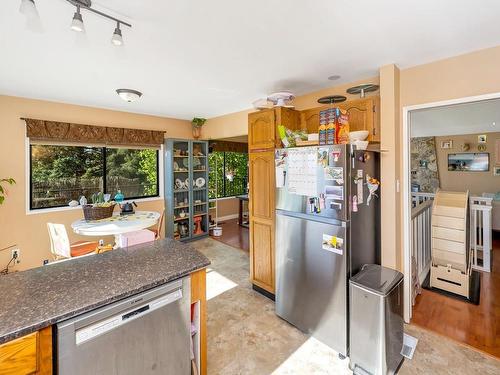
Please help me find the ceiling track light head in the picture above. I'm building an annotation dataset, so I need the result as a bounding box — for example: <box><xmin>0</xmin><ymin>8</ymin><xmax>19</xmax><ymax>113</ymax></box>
<box><xmin>111</xmin><ymin>22</ymin><xmax>123</xmax><ymax>46</ymax></box>
<box><xmin>70</xmin><ymin>5</ymin><xmax>85</xmax><ymax>32</ymax></box>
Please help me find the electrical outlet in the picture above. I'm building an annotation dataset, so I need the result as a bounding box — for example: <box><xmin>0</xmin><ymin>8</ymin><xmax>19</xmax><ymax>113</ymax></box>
<box><xmin>11</xmin><ymin>248</ymin><xmax>20</xmax><ymax>262</ymax></box>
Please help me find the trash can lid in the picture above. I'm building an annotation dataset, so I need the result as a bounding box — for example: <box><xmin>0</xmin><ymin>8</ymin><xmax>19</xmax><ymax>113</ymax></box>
<box><xmin>350</xmin><ymin>264</ymin><xmax>403</xmax><ymax>296</ymax></box>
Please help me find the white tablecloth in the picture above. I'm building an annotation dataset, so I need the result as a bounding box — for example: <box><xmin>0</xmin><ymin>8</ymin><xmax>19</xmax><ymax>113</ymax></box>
<box><xmin>71</xmin><ymin>211</ymin><xmax>160</xmax><ymax>236</ymax></box>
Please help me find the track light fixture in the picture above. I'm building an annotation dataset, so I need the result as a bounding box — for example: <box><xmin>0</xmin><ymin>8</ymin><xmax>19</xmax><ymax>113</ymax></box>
<box><xmin>70</xmin><ymin>5</ymin><xmax>84</xmax><ymax>33</ymax></box>
<box><xmin>111</xmin><ymin>23</ymin><xmax>123</xmax><ymax>46</ymax></box>
<box><xmin>18</xmin><ymin>0</ymin><xmax>131</xmax><ymax>46</ymax></box>
<box><xmin>19</xmin><ymin>0</ymin><xmax>37</xmax><ymax>18</ymax></box>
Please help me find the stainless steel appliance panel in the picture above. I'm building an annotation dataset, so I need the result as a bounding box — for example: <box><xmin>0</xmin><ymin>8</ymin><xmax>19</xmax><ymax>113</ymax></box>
<box><xmin>57</xmin><ymin>278</ymin><xmax>191</xmax><ymax>375</ymax></box>
<box><xmin>275</xmin><ymin>211</ymin><xmax>348</xmax><ymax>356</ymax></box>
<box><xmin>275</xmin><ymin>145</ymin><xmax>349</xmax><ymax>221</ymax></box>
<box><xmin>349</xmin><ymin>266</ymin><xmax>404</xmax><ymax>375</ymax></box>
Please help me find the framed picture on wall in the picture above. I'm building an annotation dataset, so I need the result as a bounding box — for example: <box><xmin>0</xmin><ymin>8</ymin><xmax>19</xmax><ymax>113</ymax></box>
<box><xmin>494</xmin><ymin>166</ymin><xmax>500</xmax><ymax>176</ymax></box>
<box><xmin>478</xmin><ymin>134</ymin><xmax>487</xmax><ymax>144</ymax></box>
<box><xmin>440</xmin><ymin>140</ymin><xmax>453</xmax><ymax>149</ymax></box>
<box><xmin>448</xmin><ymin>153</ymin><xmax>489</xmax><ymax>171</ymax></box>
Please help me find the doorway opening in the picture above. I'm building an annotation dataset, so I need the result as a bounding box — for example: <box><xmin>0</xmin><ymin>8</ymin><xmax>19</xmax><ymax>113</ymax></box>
<box><xmin>403</xmin><ymin>94</ymin><xmax>500</xmax><ymax>358</ymax></box>
<box><xmin>208</xmin><ymin>135</ymin><xmax>249</xmax><ymax>252</ymax></box>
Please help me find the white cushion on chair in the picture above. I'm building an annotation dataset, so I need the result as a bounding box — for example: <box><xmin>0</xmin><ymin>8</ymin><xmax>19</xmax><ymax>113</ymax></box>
<box><xmin>47</xmin><ymin>223</ymin><xmax>71</xmax><ymax>259</ymax></box>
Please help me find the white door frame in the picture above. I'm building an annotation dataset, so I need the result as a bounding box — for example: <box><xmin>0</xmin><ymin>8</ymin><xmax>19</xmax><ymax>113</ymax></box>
<box><xmin>402</xmin><ymin>91</ymin><xmax>500</xmax><ymax>323</ymax></box>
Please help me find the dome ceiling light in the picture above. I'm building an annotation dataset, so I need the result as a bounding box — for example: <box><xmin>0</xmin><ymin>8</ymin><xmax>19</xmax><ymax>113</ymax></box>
<box><xmin>267</xmin><ymin>91</ymin><xmax>295</xmax><ymax>108</ymax></box>
<box><xmin>19</xmin><ymin>0</ymin><xmax>132</xmax><ymax>46</ymax></box>
<box><xmin>116</xmin><ymin>89</ymin><xmax>143</xmax><ymax>103</ymax></box>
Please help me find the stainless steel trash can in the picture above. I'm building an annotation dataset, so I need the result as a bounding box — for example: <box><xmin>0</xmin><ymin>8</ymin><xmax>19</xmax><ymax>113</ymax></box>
<box><xmin>349</xmin><ymin>264</ymin><xmax>404</xmax><ymax>375</ymax></box>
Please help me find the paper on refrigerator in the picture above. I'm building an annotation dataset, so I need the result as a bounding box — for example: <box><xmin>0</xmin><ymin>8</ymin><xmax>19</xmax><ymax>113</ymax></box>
<box><xmin>287</xmin><ymin>147</ymin><xmax>317</xmax><ymax>196</ymax></box>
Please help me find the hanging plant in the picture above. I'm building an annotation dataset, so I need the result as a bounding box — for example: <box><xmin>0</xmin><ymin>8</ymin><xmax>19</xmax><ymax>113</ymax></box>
<box><xmin>191</xmin><ymin>117</ymin><xmax>206</xmax><ymax>139</ymax></box>
<box><xmin>0</xmin><ymin>178</ymin><xmax>16</xmax><ymax>205</ymax></box>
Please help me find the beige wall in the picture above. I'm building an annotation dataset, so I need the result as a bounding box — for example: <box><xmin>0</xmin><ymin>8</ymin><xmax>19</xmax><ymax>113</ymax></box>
<box><xmin>212</xmin><ymin>197</ymin><xmax>243</xmax><ymax>219</ymax></box>
<box><xmin>203</xmin><ymin>77</ymin><xmax>380</xmax><ymax>140</ymax></box>
<box><xmin>435</xmin><ymin>132</ymin><xmax>500</xmax><ymax>195</ymax></box>
<box><xmin>379</xmin><ymin>64</ymin><xmax>401</xmax><ymax>270</ymax></box>
<box><xmin>398</xmin><ymin>45</ymin><xmax>500</xmax><ymax>271</ymax></box>
<box><xmin>0</xmin><ymin>95</ymin><xmax>192</xmax><ymax>271</ymax></box>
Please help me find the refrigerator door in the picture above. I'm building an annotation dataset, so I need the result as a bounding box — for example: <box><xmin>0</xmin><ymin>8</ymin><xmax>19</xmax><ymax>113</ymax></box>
<box><xmin>275</xmin><ymin>210</ymin><xmax>348</xmax><ymax>356</ymax></box>
<box><xmin>275</xmin><ymin>145</ymin><xmax>349</xmax><ymax>221</ymax></box>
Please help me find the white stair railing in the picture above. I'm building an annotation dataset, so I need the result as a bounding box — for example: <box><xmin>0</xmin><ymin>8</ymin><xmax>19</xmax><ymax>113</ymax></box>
<box><xmin>469</xmin><ymin>196</ymin><xmax>493</xmax><ymax>272</ymax></box>
<box><xmin>411</xmin><ymin>199</ymin><xmax>433</xmax><ymax>285</ymax></box>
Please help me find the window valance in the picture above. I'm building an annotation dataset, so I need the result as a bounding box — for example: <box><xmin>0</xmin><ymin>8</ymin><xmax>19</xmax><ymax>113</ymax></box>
<box><xmin>22</xmin><ymin>118</ymin><xmax>165</xmax><ymax>147</ymax></box>
<box><xmin>209</xmin><ymin>140</ymin><xmax>248</xmax><ymax>153</ymax></box>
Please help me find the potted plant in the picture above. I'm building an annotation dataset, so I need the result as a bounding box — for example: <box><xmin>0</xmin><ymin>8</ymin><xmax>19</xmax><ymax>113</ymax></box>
<box><xmin>0</xmin><ymin>178</ymin><xmax>15</xmax><ymax>205</ymax></box>
<box><xmin>191</xmin><ymin>117</ymin><xmax>206</xmax><ymax>139</ymax></box>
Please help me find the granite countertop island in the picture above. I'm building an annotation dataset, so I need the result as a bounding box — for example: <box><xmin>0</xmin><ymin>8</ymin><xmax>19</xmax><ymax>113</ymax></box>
<box><xmin>0</xmin><ymin>238</ymin><xmax>210</xmax><ymax>344</ymax></box>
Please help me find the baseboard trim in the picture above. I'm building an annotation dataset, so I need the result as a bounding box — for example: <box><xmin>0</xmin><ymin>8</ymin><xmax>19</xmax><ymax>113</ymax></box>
<box><xmin>217</xmin><ymin>212</ymin><xmax>248</xmax><ymax>221</ymax></box>
<box><xmin>252</xmin><ymin>284</ymin><xmax>275</xmax><ymax>301</ymax></box>
<box><xmin>216</xmin><ymin>213</ymin><xmax>239</xmax><ymax>222</ymax></box>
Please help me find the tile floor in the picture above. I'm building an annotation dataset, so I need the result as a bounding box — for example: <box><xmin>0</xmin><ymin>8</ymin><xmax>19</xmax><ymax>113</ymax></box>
<box><xmin>192</xmin><ymin>238</ymin><xmax>500</xmax><ymax>374</ymax></box>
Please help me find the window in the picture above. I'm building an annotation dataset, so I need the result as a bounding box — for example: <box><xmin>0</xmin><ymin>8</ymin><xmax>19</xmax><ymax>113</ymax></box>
<box><xmin>30</xmin><ymin>144</ymin><xmax>159</xmax><ymax>210</ymax></box>
<box><xmin>208</xmin><ymin>151</ymin><xmax>248</xmax><ymax>199</ymax></box>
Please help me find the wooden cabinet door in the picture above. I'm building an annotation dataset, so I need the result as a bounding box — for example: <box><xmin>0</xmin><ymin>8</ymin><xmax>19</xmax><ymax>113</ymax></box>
<box><xmin>339</xmin><ymin>97</ymin><xmax>380</xmax><ymax>142</ymax></box>
<box><xmin>249</xmin><ymin>151</ymin><xmax>275</xmax><ymax>293</ymax></box>
<box><xmin>249</xmin><ymin>151</ymin><xmax>274</xmax><ymax>220</ymax></box>
<box><xmin>248</xmin><ymin>109</ymin><xmax>275</xmax><ymax>151</ymax></box>
<box><xmin>0</xmin><ymin>327</ymin><xmax>52</xmax><ymax>375</ymax></box>
<box><xmin>300</xmin><ymin>107</ymin><xmax>322</xmax><ymax>135</ymax></box>
<box><xmin>299</xmin><ymin>97</ymin><xmax>380</xmax><ymax>142</ymax></box>
<box><xmin>250</xmin><ymin>218</ymin><xmax>275</xmax><ymax>291</ymax></box>
<box><xmin>274</xmin><ymin>107</ymin><xmax>302</xmax><ymax>148</ymax></box>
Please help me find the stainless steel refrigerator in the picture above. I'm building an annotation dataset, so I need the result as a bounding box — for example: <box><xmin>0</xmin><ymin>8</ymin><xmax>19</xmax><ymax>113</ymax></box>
<box><xmin>275</xmin><ymin>144</ymin><xmax>380</xmax><ymax>357</ymax></box>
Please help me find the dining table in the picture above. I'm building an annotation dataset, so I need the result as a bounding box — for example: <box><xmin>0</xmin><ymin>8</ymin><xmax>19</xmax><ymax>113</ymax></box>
<box><xmin>71</xmin><ymin>211</ymin><xmax>160</xmax><ymax>246</ymax></box>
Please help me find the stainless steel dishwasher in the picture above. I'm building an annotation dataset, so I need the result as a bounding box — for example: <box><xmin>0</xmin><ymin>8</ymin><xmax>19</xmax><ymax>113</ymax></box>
<box><xmin>57</xmin><ymin>278</ymin><xmax>191</xmax><ymax>375</ymax></box>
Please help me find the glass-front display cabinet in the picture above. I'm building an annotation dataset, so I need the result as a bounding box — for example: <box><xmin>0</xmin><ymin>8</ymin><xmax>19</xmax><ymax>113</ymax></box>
<box><xmin>165</xmin><ymin>139</ymin><xmax>209</xmax><ymax>241</ymax></box>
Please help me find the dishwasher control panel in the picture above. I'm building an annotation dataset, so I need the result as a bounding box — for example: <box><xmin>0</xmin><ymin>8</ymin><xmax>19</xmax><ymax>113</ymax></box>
<box><xmin>75</xmin><ymin>288</ymin><xmax>182</xmax><ymax>345</ymax></box>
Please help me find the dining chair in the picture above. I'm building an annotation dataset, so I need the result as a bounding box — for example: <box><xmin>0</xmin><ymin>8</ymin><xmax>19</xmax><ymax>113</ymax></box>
<box><xmin>47</xmin><ymin>223</ymin><xmax>99</xmax><ymax>260</ymax></box>
<box><xmin>151</xmin><ymin>209</ymin><xmax>165</xmax><ymax>240</ymax></box>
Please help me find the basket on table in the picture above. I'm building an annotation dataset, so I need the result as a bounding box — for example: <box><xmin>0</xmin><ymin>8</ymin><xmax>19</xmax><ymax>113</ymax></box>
<box><xmin>82</xmin><ymin>204</ymin><xmax>116</xmax><ymax>221</ymax></box>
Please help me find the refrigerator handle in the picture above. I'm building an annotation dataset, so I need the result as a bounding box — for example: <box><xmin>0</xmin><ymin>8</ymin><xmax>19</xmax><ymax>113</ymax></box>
<box><xmin>350</xmin><ymin>144</ymin><xmax>355</xmax><ymax>169</ymax></box>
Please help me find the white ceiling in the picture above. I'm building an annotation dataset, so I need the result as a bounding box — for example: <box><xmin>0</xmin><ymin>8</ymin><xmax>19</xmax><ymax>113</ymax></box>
<box><xmin>2</xmin><ymin>1</ymin><xmax>500</xmax><ymax>120</ymax></box>
<box><xmin>411</xmin><ymin>98</ymin><xmax>500</xmax><ymax>137</ymax></box>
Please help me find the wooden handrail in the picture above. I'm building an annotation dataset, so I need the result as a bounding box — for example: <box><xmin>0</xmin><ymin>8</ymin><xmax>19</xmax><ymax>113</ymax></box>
<box><xmin>411</xmin><ymin>199</ymin><xmax>433</xmax><ymax>219</ymax></box>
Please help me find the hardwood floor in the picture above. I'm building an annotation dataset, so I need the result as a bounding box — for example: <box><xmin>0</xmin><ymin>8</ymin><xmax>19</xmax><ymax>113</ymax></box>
<box><xmin>211</xmin><ymin>218</ymin><xmax>249</xmax><ymax>252</ymax></box>
<box><xmin>411</xmin><ymin>234</ymin><xmax>500</xmax><ymax>358</ymax></box>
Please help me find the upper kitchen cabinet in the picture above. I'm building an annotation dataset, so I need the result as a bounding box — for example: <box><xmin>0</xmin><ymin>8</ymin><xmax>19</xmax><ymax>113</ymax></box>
<box><xmin>300</xmin><ymin>96</ymin><xmax>380</xmax><ymax>143</ymax></box>
<box><xmin>248</xmin><ymin>107</ymin><xmax>301</xmax><ymax>151</ymax></box>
